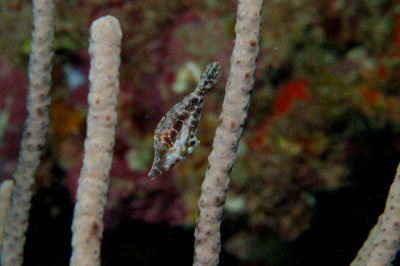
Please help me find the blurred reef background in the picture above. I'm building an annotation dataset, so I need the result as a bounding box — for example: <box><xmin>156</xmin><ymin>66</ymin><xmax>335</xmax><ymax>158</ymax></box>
<box><xmin>1</xmin><ymin>0</ymin><xmax>400</xmax><ymax>265</ymax></box>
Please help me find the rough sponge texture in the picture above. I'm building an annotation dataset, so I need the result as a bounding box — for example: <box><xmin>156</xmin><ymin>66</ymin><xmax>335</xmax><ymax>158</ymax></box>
<box><xmin>1</xmin><ymin>1</ymin><xmax>55</xmax><ymax>265</ymax></box>
<box><xmin>351</xmin><ymin>162</ymin><xmax>400</xmax><ymax>266</ymax></box>
<box><xmin>70</xmin><ymin>15</ymin><xmax>122</xmax><ymax>266</ymax></box>
<box><xmin>193</xmin><ymin>0</ymin><xmax>263</xmax><ymax>265</ymax></box>
<box><xmin>0</xmin><ymin>180</ymin><xmax>13</xmax><ymax>251</ymax></box>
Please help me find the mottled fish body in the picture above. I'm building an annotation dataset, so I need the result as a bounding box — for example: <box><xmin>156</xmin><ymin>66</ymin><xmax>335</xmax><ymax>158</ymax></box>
<box><xmin>148</xmin><ymin>62</ymin><xmax>221</xmax><ymax>178</ymax></box>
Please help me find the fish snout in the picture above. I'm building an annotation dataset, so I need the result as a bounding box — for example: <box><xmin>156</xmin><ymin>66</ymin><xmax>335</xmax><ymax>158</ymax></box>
<box><xmin>148</xmin><ymin>167</ymin><xmax>162</xmax><ymax>179</ymax></box>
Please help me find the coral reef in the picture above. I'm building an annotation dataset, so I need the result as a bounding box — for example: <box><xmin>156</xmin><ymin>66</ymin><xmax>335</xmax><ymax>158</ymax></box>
<box><xmin>1</xmin><ymin>0</ymin><xmax>400</xmax><ymax>265</ymax></box>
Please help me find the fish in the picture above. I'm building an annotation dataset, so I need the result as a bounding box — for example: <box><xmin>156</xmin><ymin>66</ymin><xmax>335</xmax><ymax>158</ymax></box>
<box><xmin>148</xmin><ymin>62</ymin><xmax>221</xmax><ymax>179</ymax></box>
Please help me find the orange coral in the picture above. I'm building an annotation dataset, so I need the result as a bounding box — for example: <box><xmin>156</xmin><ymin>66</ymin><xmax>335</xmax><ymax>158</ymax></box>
<box><xmin>49</xmin><ymin>101</ymin><xmax>86</xmax><ymax>141</ymax></box>
<box><xmin>250</xmin><ymin>79</ymin><xmax>308</xmax><ymax>150</ymax></box>
<box><xmin>270</xmin><ymin>79</ymin><xmax>308</xmax><ymax>118</ymax></box>
<box><xmin>358</xmin><ymin>87</ymin><xmax>381</xmax><ymax>106</ymax></box>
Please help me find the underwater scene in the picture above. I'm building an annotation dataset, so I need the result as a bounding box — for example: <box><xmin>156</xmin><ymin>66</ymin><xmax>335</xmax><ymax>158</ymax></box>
<box><xmin>1</xmin><ymin>0</ymin><xmax>400</xmax><ymax>265</ymax></box>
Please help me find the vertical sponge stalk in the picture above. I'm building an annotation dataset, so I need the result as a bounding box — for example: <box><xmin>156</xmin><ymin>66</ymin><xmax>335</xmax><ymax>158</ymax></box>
<box><xmin>1</xmin><ymin>1</ymin><xmax>55</xmax><ymax>265</ymax></box>
<box><xmin>70</xmin><ymin>15</ymin><xmax>122</xmax><ymax>266</ymax></box>
<box><xmin>193</xmin><ymin>0</ymin><xmax>263</xmax><ymax>265</ymax></box>
<box><xmin>351</xmin><ymin>162</ymin><xmax>400</xmax><ymax>266</ymax></box>
<box><xmin>0</xmin><ymin>180</ymin><xmax>13</xmax><ymax>252</ymax></box>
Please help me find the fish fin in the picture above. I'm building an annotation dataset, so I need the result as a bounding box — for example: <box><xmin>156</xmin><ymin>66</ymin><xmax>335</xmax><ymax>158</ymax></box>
<box><xmin>196</xmin><ymin>62</ymin><xmax>221</xmax><ymax>95</ymax></box>
<box><xmin>187</xmin><ymin>137</ymin><xmax>200</xmax><ymax>154</ymax></box>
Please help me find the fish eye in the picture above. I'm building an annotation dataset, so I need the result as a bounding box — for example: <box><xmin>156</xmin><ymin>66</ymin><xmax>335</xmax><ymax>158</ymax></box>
<box><xmin>159</xmin><ymin>144</ymin><xmax>168</xmax><ymax>154</ymax></box>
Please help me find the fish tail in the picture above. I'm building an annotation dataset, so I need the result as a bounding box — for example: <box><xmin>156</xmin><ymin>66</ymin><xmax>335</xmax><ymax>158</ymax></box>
<box><xmin>196</xmin><ymin>62</ymin><xmax>221</xmax><ymax>95</ymax></box>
